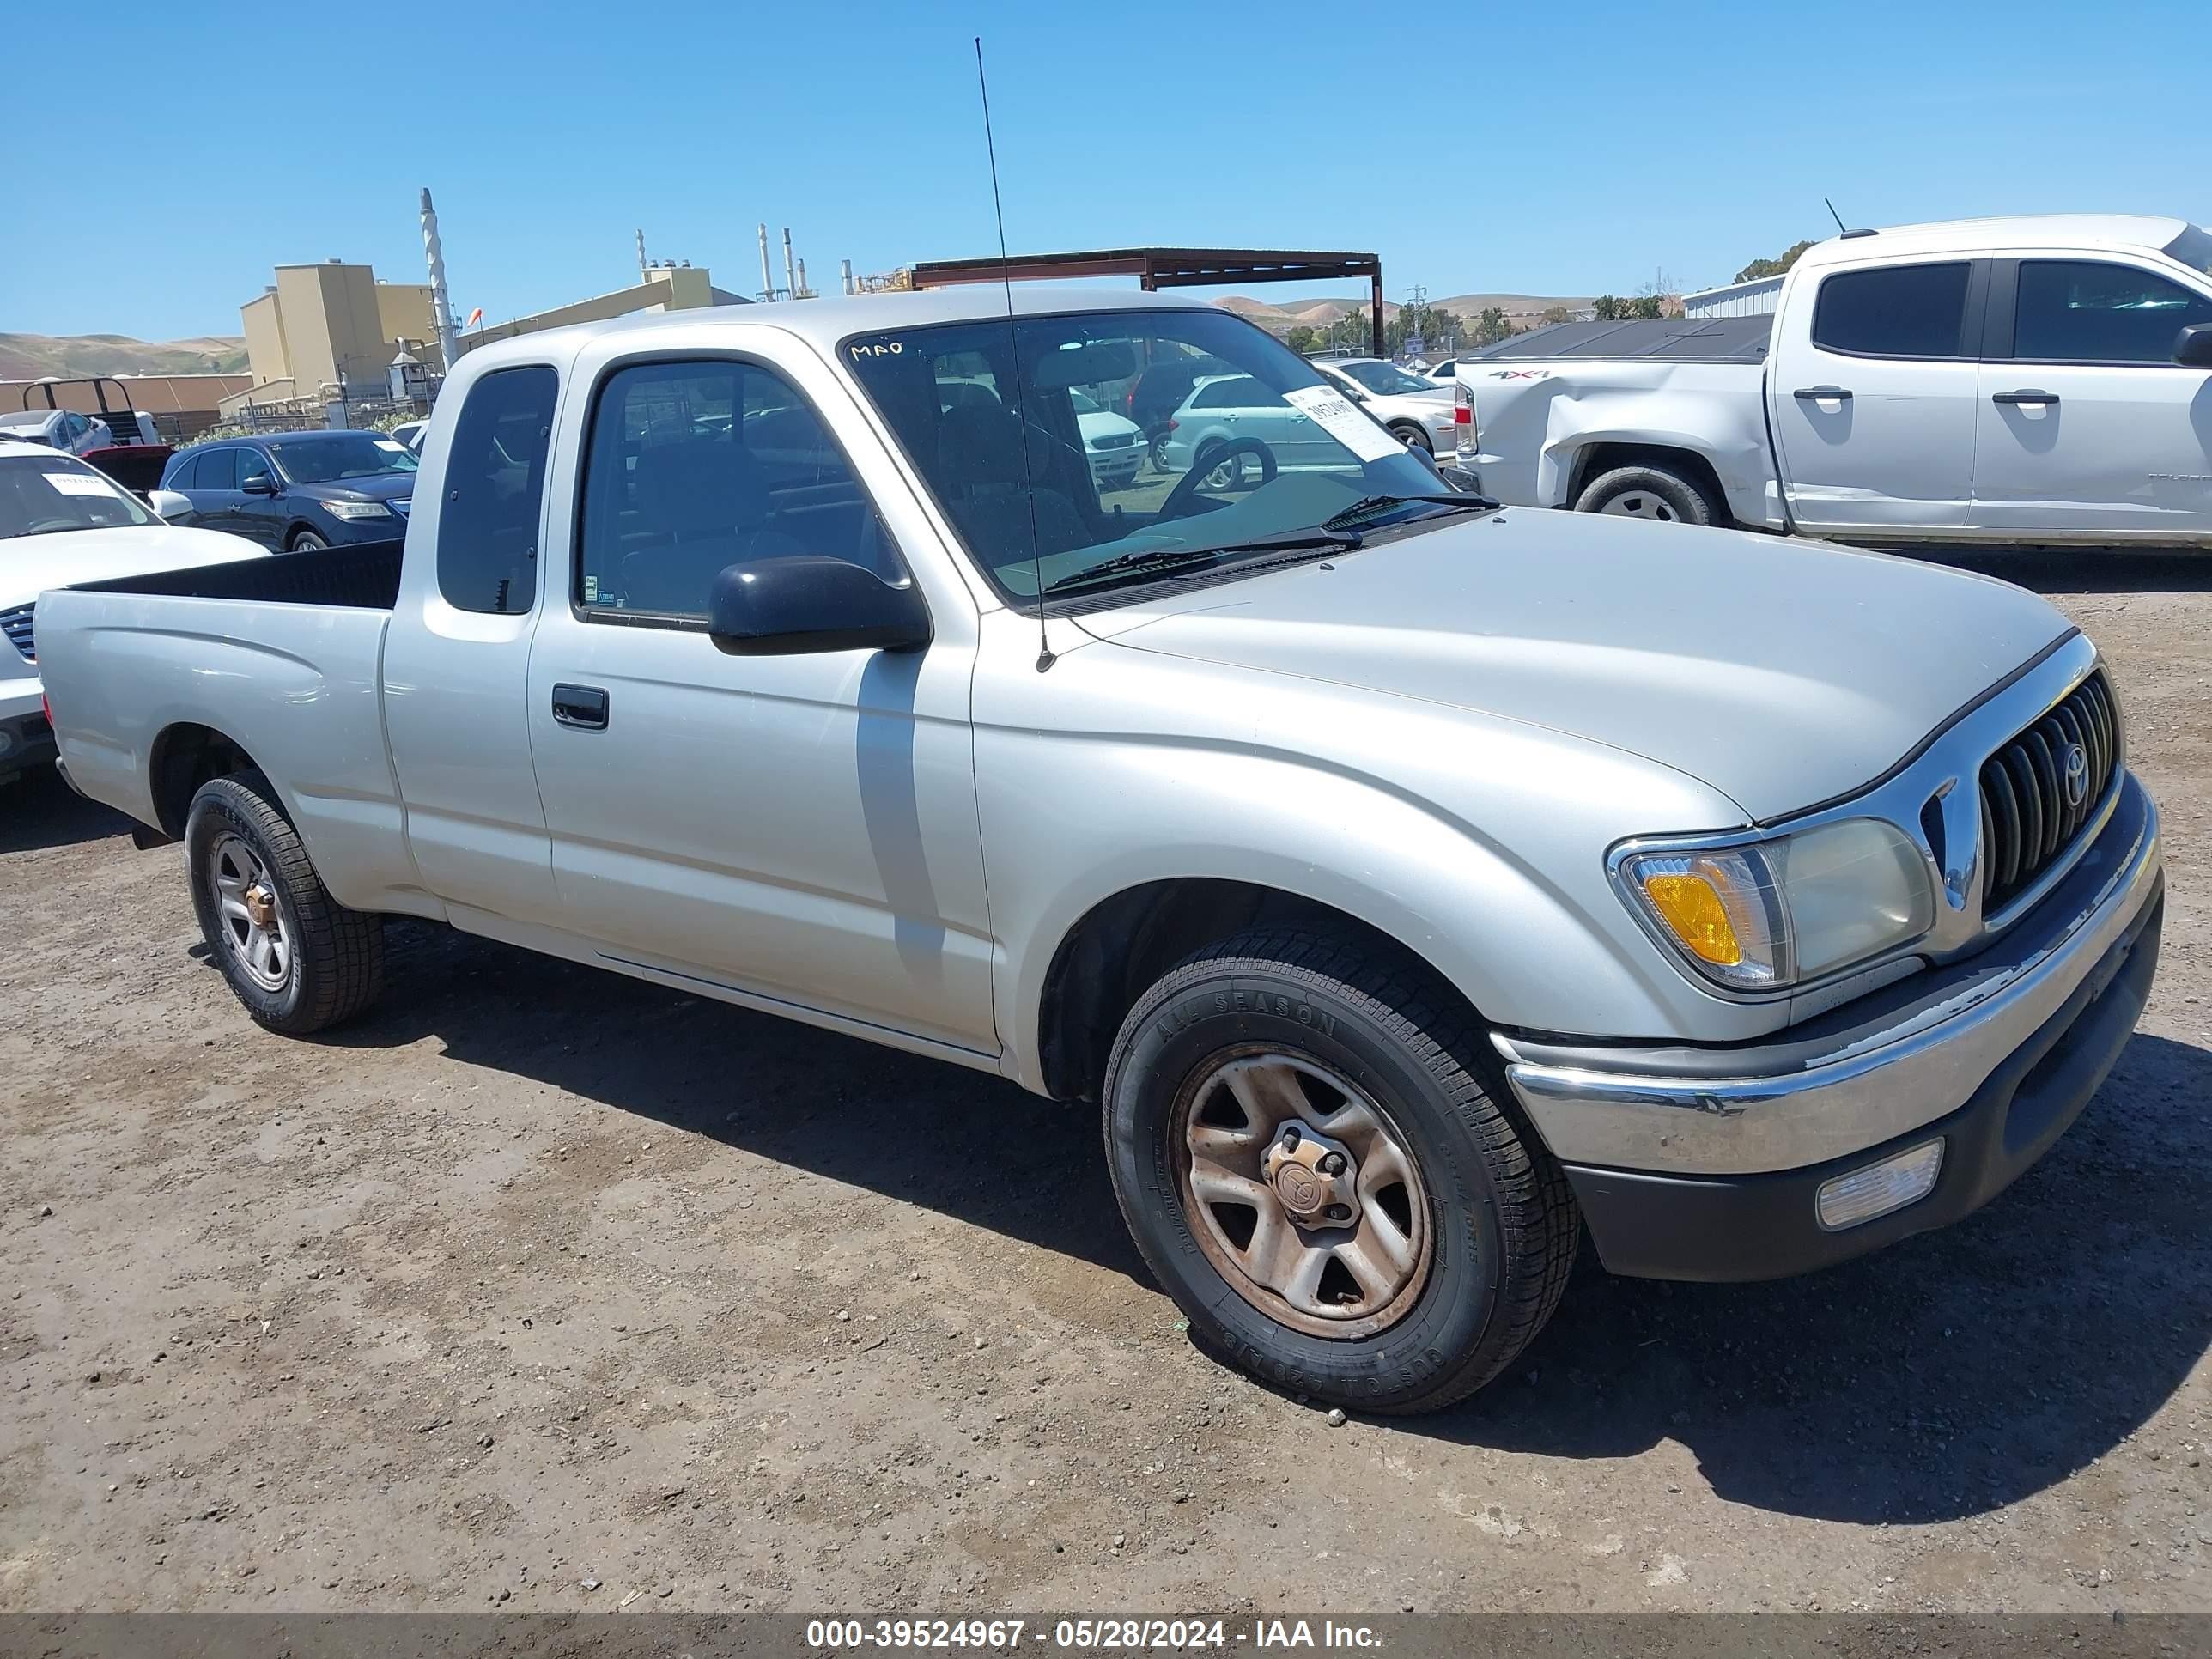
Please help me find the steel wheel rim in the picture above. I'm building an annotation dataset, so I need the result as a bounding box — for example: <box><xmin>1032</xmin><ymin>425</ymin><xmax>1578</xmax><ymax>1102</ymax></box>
<box><xmin>1172</xmin><ymin>1048</ymin><xmax>1434</xmax><ymax>1339</ymax></box>
<box><xmin>210</xmin><ymin>833</ymin><xmax>291</xmax><ymax>992</ymax></box>
<box><xmin>1601</xmin><ymin>491</ymin><xmax>1676</xmax><ymax>521</ymax></box>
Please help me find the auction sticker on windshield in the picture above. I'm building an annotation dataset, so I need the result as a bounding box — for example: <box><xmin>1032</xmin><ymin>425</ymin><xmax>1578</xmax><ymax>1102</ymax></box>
<box><xmin>43</xmin><ymin>472</ymin><xmax>117</xmax><ymax>497</ymax></box>
<box><xmin>1283</xmin><ymin>384</ymin><xmax>1402</xmax><ymax>462</ymax></box>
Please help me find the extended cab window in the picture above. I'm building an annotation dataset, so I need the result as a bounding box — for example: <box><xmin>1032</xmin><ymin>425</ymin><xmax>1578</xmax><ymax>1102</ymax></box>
<box><xmin>575</xmin><ymin>358</ymin><xmax>901</xmax><ymax>621</ymax></box>
<box><xmin>1811</xmin><ymin>262</ymin><xmax>1971</xmax><ymax>358</ymax></box>
<box><xmin>2010</xmin><ymin>261</ymin><xmax>2212</xmax><ymax>363</ymax></box>
<box><xmin>437</xmin><ymin>365</ymin><xmax>558</xmax><ymax>615</ymax></box>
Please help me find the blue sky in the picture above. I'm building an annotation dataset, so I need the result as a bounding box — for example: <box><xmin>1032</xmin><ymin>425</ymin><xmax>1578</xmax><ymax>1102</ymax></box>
<box><xmin>6</xmin><ymin>0</ymin><xmax>2205</xmax><ymax>342</ymax></box>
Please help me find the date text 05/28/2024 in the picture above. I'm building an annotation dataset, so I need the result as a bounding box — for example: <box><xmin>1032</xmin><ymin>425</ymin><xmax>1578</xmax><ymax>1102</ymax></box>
<box><xmin>804</xmin><ymin>1619</ymin><xmax>1384</xmax><ymax>1650</ymax></box>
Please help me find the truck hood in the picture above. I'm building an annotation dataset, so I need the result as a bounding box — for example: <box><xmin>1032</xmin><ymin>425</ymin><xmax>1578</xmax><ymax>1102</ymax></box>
<box><xmin>296</xmin><ymin>474</ymin><xmax>416</xmax><ymax>507</ymax></box>
<box><xmin>8</xmin><ymin>523</ymin><xmax>268</xmax><ymax>611</ymax></box>
<box><xmin>1085</xmin><ymin>507</ymin><xmax>2073</xmax><ymax>823</ymax></box>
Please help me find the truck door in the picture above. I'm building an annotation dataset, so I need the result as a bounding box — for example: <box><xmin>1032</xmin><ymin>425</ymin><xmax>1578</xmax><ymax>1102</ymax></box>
<box><xmin>383</xmin><ymin>362</ymin><xmax>566</xmax><ymax>927</ymax></box>
<box><xmin>1969</xmin><ymin>257</ymin><xmax>2212</xmax><ymax>542</ymax></box>
<box><xmin>1767</xmin><ymin>258</ymin><xmax>1985</xmax><ymax>535</ymax></box>
<box><xmin>524</xmin><ymin>343</ymin><xmax>997</xmax><ymax>1056</ymax></box>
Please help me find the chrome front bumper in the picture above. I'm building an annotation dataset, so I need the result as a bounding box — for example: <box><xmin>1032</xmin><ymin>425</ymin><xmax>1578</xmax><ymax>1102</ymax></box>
<box><xmin>1495</xmin><ymin>771</ymin><xmax>2162</xmax><ymax>1177</ymax></box>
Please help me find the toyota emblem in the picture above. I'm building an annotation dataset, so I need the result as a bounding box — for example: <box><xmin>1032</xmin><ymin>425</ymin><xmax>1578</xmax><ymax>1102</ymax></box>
<box><xmin>2061</xmin><ymin>742</ymin><xmax>2089</xmax><ymax>809</ymax></box>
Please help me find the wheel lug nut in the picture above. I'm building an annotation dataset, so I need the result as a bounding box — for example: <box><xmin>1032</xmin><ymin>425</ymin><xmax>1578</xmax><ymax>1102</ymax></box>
<box><xmin>1318</xmin><ymin>1152</ymin><xmax>1346</xmax><ymax>1176</ymax></box>
<box><xmin>1280</xmin><ymin>1127</ymin><xmax>1301</xmax><ymax>1151</ymax></box>
<box><xmin>1325</xmin><ymin>1203</ymin><xmax>1352</xmax><ymax>1222</ymax></box>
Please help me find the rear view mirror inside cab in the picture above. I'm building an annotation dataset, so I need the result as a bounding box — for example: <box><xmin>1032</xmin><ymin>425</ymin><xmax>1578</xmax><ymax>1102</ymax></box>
<box><xmin>1030</xmin><ymin>340</ymin><xmax>1139</xmax><ymax>390</ymax></box>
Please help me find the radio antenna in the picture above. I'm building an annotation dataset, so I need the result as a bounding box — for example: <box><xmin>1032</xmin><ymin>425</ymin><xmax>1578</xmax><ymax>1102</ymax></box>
<box><xmin>1824</xmin><ymin>196</ymin><xmax>1849</xmax><ymax>236</ymax></box>
<box><xmin>974</xmin><ymin>36</ymin><xmax>1054</xmax><ymax>673</ymax></box>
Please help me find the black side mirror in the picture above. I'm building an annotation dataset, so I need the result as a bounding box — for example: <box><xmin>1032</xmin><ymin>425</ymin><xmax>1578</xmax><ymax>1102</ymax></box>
<box><xmin>240</xmin><ymin>470</ymin><xmax>277</xmax><ymax>495</ymax></box>
<box><xmin>708</xmin><ymin>556</ymin><xmax>932</xmax><ymax>656</ymax></box>
<box><xmin>2175</xmin><ymin>322</ymin><xmax>2212</xmax><ymax>368</ymax></box>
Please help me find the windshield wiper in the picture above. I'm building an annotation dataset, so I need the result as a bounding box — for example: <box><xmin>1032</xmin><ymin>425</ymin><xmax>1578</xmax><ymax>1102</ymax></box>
<box><xmin>1322</xmin><ymin>492</ymin><xmax>1499</xmax><ymax>531</ymax></box>
<box><xmin>1045</xmin><ymin>529</ymin><xmax>1360</xmax><ymax>596</ymax></box>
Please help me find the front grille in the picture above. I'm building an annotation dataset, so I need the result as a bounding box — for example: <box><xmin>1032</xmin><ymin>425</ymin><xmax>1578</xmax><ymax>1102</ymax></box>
<box><xmin>0</xmin><ymin>604</ymin><xmax>32</xmax><ymax>664</ymax></box>
<box><xmin>1092</xmin><ymin>433</ymin><xmax>1139</xmax><ymax>451</ymax></box>
<box><xmin>1978</xmin><ymin>672</ymin><xmax>2120</xmax><ymax>910</ymax></box>
<box><xmin>392</xmin><ymin>498</ymin><xmax>412</xmax><ymax>517</ymax></box>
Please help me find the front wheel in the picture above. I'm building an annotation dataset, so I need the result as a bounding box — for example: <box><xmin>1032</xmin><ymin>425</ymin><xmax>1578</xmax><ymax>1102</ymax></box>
<box><xmin>186</xmin><ymin>772</ymin><xmax>384</xmax><ymax>1034</ymax></box>
<box><xmin>289</xmin><ymin>529</ymin><xmax>329</xmax><ymax>552</ymax></box>
<box><xmin>1102</xmin><ymin>929</ymin><xmax>1577</xmax><ymax>1414</ymax></box>
<box><xmin>1389</xmin><ymin>422</ymin><xmax>1434</xmax><ymax>455</ymax></box>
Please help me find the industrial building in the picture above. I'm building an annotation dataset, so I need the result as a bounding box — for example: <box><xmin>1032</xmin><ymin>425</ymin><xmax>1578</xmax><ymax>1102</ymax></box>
<box><xmin>1679</xmin><ymin>274</ymin><xmax>1786</xmax><ymax>318</ymax></box>
<box><xmin>235</xmin><ymin>261</ymin><xmax>441</xmax><ymax>410</ymax></box>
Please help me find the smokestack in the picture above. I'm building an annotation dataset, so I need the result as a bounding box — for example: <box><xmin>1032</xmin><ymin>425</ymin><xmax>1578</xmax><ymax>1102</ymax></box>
<box><xmin>758</xmin><ymin>223</ymin><xmax>774</xmax><ymax>300</ymax></box>
<box><xmin>782</xmin><ymin>228</ymin><xmax>797</xmax><ymax>301</ymax></box>
<box><xmin>635</xmin><ymin>228</ymin><xmax>647</xmax><ymax>283</ymax></box>
<box><xmin>797</xmin><ymin>257</ymin><xmax>809</xmax><ymax>298</ymax></box>
<box><xmin>841</xmin><ymin>258</ymin><xmax>854</xmax><ymax>296</ymax></box>
<box><xmin>419</xmin><ymin>188</ymin><xmax>459</xmax><ymax>374</ymax></box>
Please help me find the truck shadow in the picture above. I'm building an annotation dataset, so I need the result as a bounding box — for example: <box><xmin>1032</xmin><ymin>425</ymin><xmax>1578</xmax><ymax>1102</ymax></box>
<box><xmin>0</xmin><ymin>766</ymin><xmax>135</xmax><ymax>854</ymax></box>
<box><xmin>313</xmin><ymin>922</ymin><xmax>2208</xmax><ymax>1524</ymax></box>
<box><xmin>1415</xmin><ymin>1029</ymin><xmax>2212</xmax><ymax>1523</ymax></box>
<box><xmin>1897</xmin><ymin>545</ymin><xmax>2211</xmax><ymax>595</ymax></box>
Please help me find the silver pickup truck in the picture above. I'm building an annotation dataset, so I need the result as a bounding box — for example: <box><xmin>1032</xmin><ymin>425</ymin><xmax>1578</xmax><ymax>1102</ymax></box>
<box><xmin>38</xmin><ymin>287</ymin><xmax>2163</xmax><ymax>1414</ymax></box>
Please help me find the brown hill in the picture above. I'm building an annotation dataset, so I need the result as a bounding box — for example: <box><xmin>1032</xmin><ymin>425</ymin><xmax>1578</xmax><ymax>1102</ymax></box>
<box><xmin>0</xmin><ymin>332</ymin><xmax>249</xmax><ymax>381</ymax></box>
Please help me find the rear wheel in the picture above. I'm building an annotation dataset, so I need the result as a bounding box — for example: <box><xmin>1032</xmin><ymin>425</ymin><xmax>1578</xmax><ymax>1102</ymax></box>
<box><xmin>1102</xmin><ymin>929</ymin><xmax>1577</xmax><ymax>1414</ymax></box>
<box><xmin>1573</xmin><ymin>464</ymin><xmax>1718</xmax><ymax>526</ymax></box>
<box><xmin>186</xmin><ymin>773</ymin><xmax>383</xmax><ymax>1034</ymax></box>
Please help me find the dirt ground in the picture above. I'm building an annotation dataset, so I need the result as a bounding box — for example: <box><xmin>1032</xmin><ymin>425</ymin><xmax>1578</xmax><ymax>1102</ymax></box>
<box><xmin>1</xmin><ymin>547</ymin><xmax>2206</xmax><ymax>1617</ymax></box>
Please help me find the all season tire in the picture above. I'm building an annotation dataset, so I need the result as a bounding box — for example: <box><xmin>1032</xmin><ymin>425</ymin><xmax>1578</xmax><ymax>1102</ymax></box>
<box><xmin>1389</xmin><ymin>422</ymin><xmax>1434</xmax><ymax>454</ymax></box>
<box><xmin>185</xmin><ymin>772</ymin><xmax>384</xmax><ymax>1034</ymax></box>
<box><xmin>1102</xmin><ymin>928</ymin><xmax>1577</xmax><ymax>1414</ymax></box>
<box><xmin>1572</xmin><ymin>463</ymin><xmax>1719</xmax><ymax>526</ymax></box>
<box><xmin>289</xmin><ymin>530</ymin><xmax>329</xmax><ymax>552</ymax></box>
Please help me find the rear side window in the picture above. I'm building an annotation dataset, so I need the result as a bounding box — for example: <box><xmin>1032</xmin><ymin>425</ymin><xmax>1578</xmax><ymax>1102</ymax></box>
<box><xmin>1812</xmin><ymin>263</ymin><xmax>1972</xmax><ymax>358</ymax></box>
<box><xmin>2011</xmin><ymin>260</ymin><xmax>2212</xmax><ymax>363</ymax></box>
<box><xmin>436</xmin><ymin>365</ymin><xmax>559</xmax><ymax>615</ymax></box>
<box><xmin>192</xmin><ymin>449</ymin><xmax>238</xmax><ymax>489</ymax></box>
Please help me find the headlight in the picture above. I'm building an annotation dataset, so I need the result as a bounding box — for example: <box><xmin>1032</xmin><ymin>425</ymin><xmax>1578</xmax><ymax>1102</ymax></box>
<box><xmin>325</xmin><ymin>500</ymin><xmax>392</xmax><ymax>520</ymax></box>
<box><xmin>1617</xmin><ymin>817</ymin><xmax>1934</xmax><ymax>992</ymax></box>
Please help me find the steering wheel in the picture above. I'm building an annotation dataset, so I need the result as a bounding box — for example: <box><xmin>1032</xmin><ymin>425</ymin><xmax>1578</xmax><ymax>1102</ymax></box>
<box><xmin>1158</xmin><ymin>437</ymin><xmax>1278</xmax><ymax>520</ymax></box>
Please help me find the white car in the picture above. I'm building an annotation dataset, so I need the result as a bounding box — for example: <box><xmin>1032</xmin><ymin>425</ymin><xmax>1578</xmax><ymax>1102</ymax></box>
<box><xmin>1068</xmin><ymin>390</ymin><xmax>1146</xmax><ymax>490</ymax></box>
<box><xmin>0</xmin><ymin>407</ymin><xmax>118</xmax><ymax>455</ymax></box>
<box><xmin>0</xmin><ymin>441</ymin><xmax>267</xmax><ymax>787</ymax></box>
<box><xmin>1310</xmin><ymin>358</ymin><xmax>1458</xmax><ymax>454</ymax></box>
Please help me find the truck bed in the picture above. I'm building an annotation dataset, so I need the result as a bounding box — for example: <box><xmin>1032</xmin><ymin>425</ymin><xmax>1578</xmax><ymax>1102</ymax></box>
<box><xmin>36</xmin><ymin>536</ymin><xmax>420</xmax><ymax>914</ymax></box>
<box><xmin>67</xmin><ymin>537</ymin><xmax>404</xmax><ymax>608</ymax></box>
<box><xmin>1473</xmin><ymin>314</ymin><xmax>1772</xmax><ymax>364</ymax></box>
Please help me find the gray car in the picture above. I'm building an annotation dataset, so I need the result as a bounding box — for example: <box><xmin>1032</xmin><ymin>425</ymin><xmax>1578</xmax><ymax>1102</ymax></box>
<box><xmin>37</xmin><ymin>286</ymin><xmax>2161</xmax><ymax>1414</ymax></box>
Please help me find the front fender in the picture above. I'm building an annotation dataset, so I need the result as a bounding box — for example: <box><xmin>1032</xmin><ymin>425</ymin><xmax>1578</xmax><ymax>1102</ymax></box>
<box><xmin>973</xmin><ymin>619</ymin><xmax>1764</xmax><ymax>1095</ymax></box>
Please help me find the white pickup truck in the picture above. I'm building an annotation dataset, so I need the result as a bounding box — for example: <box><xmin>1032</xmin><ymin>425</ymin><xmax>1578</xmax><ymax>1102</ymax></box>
<box><xmin>1458</xmin><ymin>214</ymin><xmax>2212</xmax><ymax>545</ymax></box>
<box><xmin>35</xmin><ymin>288</ymin><xmax>2162</xmax><ymax>1413</ymax></box>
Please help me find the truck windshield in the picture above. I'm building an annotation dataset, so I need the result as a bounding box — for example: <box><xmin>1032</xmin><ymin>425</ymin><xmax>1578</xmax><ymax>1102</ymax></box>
<box><xmin>265</xmin><ymin>433</ymin><xmax>420</xmax><ymax>485</ymax></box>
<box><xmin>2165</xmin><ymin>225</ymin><xmax>2212</xmax><ymax>278</ymax></box>
<box><xmin>0</xmin><ymin>453</ymin><xmax>155</xmax><ymax>540</ymax></box>
<box><xmin>842</xmin><ymin>308</ymin><xmax>1444</xmax><ymax>603</ymax></box>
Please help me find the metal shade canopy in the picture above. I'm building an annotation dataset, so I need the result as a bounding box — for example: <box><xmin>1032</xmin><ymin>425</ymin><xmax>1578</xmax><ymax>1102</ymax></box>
<box><xmin>910</xmin><ymin>246</ymin><xmax>1386</xmax><ymax>356</ymax></box>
